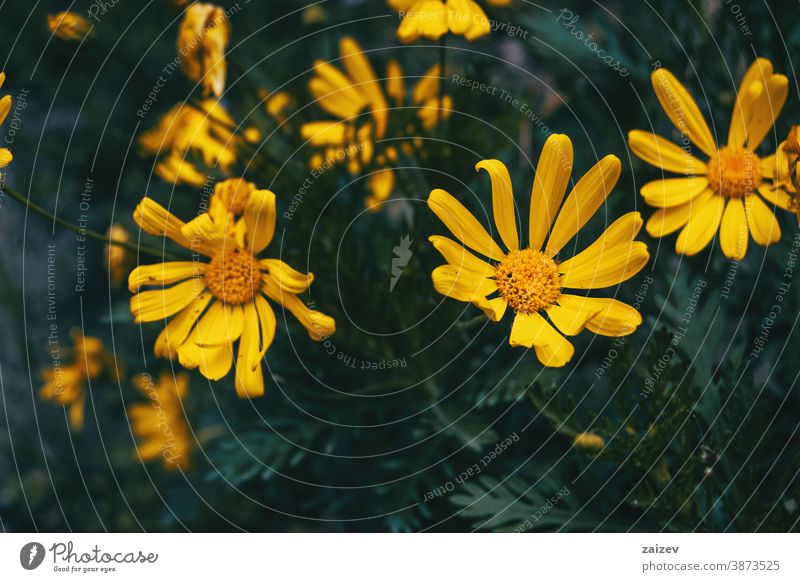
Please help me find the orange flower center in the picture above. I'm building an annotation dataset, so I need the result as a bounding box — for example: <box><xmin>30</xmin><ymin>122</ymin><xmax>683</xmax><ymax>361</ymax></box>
<box><xmin>495</xmin><ymin>249</ymin><xmax>561</xmax><ymax>314</ymax></box>
<box><xmin>204</xmin><ymin>248</ymin><xmax>262</xmax><ymax>304</ymax></box>
<box><xmin>706</xmin><ymin>146</ymin><xmax>762</xmax><ymax>198</ymax></box>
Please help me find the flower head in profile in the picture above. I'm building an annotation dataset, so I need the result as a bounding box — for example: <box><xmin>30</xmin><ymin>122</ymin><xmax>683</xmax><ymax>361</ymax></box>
<box><xmin>47</xmin><ymin>12</ymin><xmax>93</xmax><ymax>42</ymax></box>
<box><xmin>0</xmin><ymin>73</ymin><xmax>13</xmax><ymax>168</ymax></box>
<box><xmin>128</xmin><ymin>188</ymin><xmax>335</xmax><ymax>397</ymax></box>
<box><xmin>139</xmin><ymin>99</ymin><xmax>242</xmax><ymax>187</ymax></box>
<box><xmin>128</xmin><ymin>372</ymin><xmax>192</xmax><ymax>470</ymax></box>
<box><xmin>105</xmin><ymin>224</ymin><xmax>132</xmax><ymax>287</ymax></box>
<box><xmin>767</xmin><ymin>125</ymin><xmax>800</xmax><ymax>224</ymax></box>
<box><xmin>301</xmin><ymin>37</ymin><xmax>452</xmax><ymax>210</ymax></box>
<box><xmin>178</xmin><ymin>3</ymin><xmax>230</xmax><ymax>97</ymax></box>
<box><xmin>39</xmin><ymin>330</ymin><xmax>115</xmax><ymax>431</ymax></box>
<box><xmin>629</xmin><ymin>59</ymin><xmax>789</xmax><ymax>260</ymax></box>
<box><xmin>428</xmin><ymin>134</ymin><xmax>648</xmax><ymax>367</ymax></box>
<box><xmin>388</xmin><ymin>0</ymin><xmax>491</xmax><ymax>43</ymax></box>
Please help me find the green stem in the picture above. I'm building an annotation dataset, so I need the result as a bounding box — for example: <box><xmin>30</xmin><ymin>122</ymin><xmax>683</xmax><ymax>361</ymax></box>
<box><xmin>437</xmin><ymin>38</ymin><xmax>447</xmax><ymax>133</ymax></box>
<box><xmin>1</xmin><ymin>184</ymin><xmax>184</xmax><ymax>260</ymax></box>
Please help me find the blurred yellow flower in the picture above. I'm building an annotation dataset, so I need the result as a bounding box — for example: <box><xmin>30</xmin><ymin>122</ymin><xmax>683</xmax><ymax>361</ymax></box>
<box><xmin>301</xmin><ymin>37</ymin><xmax>452</xmax><ymax>210</ymax></box>
<box><xmin>630</xmin><ymin>58</ymin><xmax>789</xmax><ymax>260</ymax></box>
<box><xmin>178</xmin><ymin>3</ymin><xmax>229</xmax><ymax>97</ymax></box>
<box><xmin>129</xmin><ymin>372</ymin><xmax>192</xmax><ymax>470</ymax></box>
<box><xmin>105</xmin><ymin>224</ymin><xmax>132</xmax><ymax>287</ymax></box>
<box><xmin>389</xmin><ymin>0</ymin><xmax>491</xmax><ymax>43</ymax></box>
<box><xmin>47</xmin><ymin>12</ymin><xmax>94</xmax><ymax>42</ymax></box>
<box><xmin>573</xmin><ymin>432</ymin><xmax>605</xmax><ymax>452</ymax></box>
<box><xmin>139</xmin><ymin>99</ymin><xmax>241</xmax><ymax>186</ymax></box>
<box><xmin>766</xmin><ymin>125</ymin><xmax>800</xmax><ymax>224</ymax></box>
<box><xmin>0</xmin><ymin>72</ymin><xmax>12</xmax><ymax>168</ymax></box>
<box><xmin>128</xmin><ymin>192</ymin><xmax>335</xmax><ymax>397</ymax></box>
<box><xmin>39</xmin><ymin>330</ymin><xmax>114</xmax><ymax>431</ymax></box>
<box><xmin>428</xmin><ymin>134</ymin><xmax>648</xmax><ymax>367</ymax></box>
<box><xmin>257</xmin><ymin>88</ymin><xmax>293</xmax><ymax>124</ymax></box>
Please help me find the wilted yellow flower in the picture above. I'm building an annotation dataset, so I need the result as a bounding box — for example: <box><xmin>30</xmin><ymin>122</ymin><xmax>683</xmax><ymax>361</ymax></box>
<box><xmin>105</xmin><ymin>225</ymin><xmax>132</xmax><ymax>287</ymax></box>
<box><xmin>389</xmin><ymin>0</ymin><xmax>491</xmax><ymax>43</ymax></box>
<box><xmin>0</xmin><ymin>72</ymin><xmax>12</xmax><ymax>168</ymax></box>
<box><xmin>767</xmin><ymin>126</ymin><xmax>800</xmax><ymax>224</ymax></box>
<box><xmin>630</xmin><ymin>58</ymin><xmax>789</xmax><ymax>260</ymax></box>
<box><xmin>129</xmin><ymin>372</ymin><xmax>192</xmax><ymax>470</ymax></box>
<box><xmin>139</xmin><ymin>99</ymin><xmax>241</xmax><ymax>186</ymax></box>
<box><xmin>39</xmin><ymin>330</ymin><xmax>114</xmax><ymax>431</ymax></box>
<box><xmin>428</xmin><ymin>134</ymin><xmax>648</xmax><ymax>367</ymax></box>
<box><xmin>573</xmin><ymin>432</ymin><xmax>605</xmax><ymax>452</ymax></box>
<box><xmin>47</xmin><ymin>12</ymin><xmax>93</xmax><ymax>42</ymax></box>
<box><xmin>178</xmin><ymin>3</ymin><xmax>229</xmax><ymax>97</ymax></box>
<box><xmin>301</xmin><ymin>37</ymin><xmax>452</xmax><ymax>210</ymax></box>
<box><xmin>128</xmin><ymin>190</ymin><xmax>335</xmax><ymax>397</ymax></box>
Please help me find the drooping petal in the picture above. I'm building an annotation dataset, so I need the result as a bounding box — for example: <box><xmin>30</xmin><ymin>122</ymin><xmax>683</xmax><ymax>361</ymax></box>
<box><xmin>428</xmin><ymin>188</ymin><xmax>505</xmax><ymax>260</ymax></box>
<box><xmin>261</xmin><ymin>259</ymin><xmax>314</xmax><ymax>294</ymax></box>
<box><xmin>153</xmin><ymin>291</ymin><xmax>214</xmax><ymax>359</ymax></box>
<box><xmin>234</xmin><ymin>301</ymin><xmax>265</xmax><ymax>398</ymax></box>
<box><xmin>628</xmin><ymin>130</ymin><xmax>707</xmax><ymax>175</ymax></box>
<box><xmin>472</xmin><ymin>296</ymin><xmax>507</xmax><ymax>322</ymax></box>
<box><xmin>640</xmin><ymin>177</ymin><xmax>709</xmax><ymax>207</ymax></box>
<box><xmin>559</xmin><ymin>242</ymin><xmax>650</xmax><ymax>289</ymax></box>
<box><xmin>557</xmin><ymin>294</ymin><xmax>642</xmax><ymax>336</ymax></box>
<box><xmin>528</xmin><ymin>134</ymin><xmax>573</xmax><ymax>251</ymax></box>
<box><xmin>130</xmin><ymin>278</ymin><xmax>203</xmax><ymax>323</ymax></box>
<box><xmin>428</xmin><ymin>235</ymin><xmax>495</xmax><ymax>276</ymax></box>
<box><xmin>651</xmin><ymin>68</ymin><xmax>717</xmax><ymax>157</ymax></box>
<box><xmin>545</xmin><ymin>155</ymin><xmax>621</xmax><ymax>256</ymax></box>
<box><xmin>476</xmin><ymin>159</ymin><xmax>519</xmax><ymax>252</ymax></box>
<box><xmin>675</xmin><ymin>193</ymin><xmax>725</xmax><ymax>255</ymax></box>
<box><xmin>128</xmin><ymin>261</ymin><xmax>203</xmax><ymax>293</ymax></box>
<box><xmin>509</xmin><ymin>312</ymin><xmax>574</xmax><ymax>367</ymax></box>
<box><xmin>262</xmin><ymin>276</ymin><xmax>335</xmax><ymax>341</ymax></box>
<box><xmin>133</xmin><ymin>198</ymin><xmax>192</xmax><ymax>249</ymax></box>
<box><xmin>719</xmin><ymin>198</ymin><xmax>749</xmax><ymax>260</ymax></box>
<box><xmin>254</xmin><ymin>294</ymin><xmax>277</xmax><ymax>363</ymax></box>
<box><xmin>431</xmin><ymin>264</ymin><xmax>497</xmax><ymax>302</ymax></box>
<box><xmin>745</xmin><ymin>193</ymin><xmax>781</xmax><ymax>246</ymax></box>
<box><xmin>243</xmin><ymin>189</ymin><xmax>277</xmax><ymax>254</ymax></box>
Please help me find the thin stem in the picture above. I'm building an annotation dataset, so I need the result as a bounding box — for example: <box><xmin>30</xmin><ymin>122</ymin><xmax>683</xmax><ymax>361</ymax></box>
<box><xmin>437</xmin><ymin>37</ymin><xmax>447</xmax><ymax>133</ymax></box>
<box><xmin>1</xmin><ymin>184</ymin><xmax>184</xmax><ymax>261</ymax></box>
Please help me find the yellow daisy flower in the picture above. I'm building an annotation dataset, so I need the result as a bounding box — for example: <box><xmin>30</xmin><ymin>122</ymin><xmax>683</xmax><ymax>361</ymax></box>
<box><xmin>47</xmin><ymin>12</ymin><xmax>93</xmax><ymax>42</ymax></box>
<box><xmin>105</xmin><ymin>224</ymin><xmax>132</xmax><ymax>287</ymax></box>
<box><xmin>630</xmin><ymin>59</ymin><xmax>789</xmax><ymax>260</ymax></box>
<box><xmin>0</xmin><ymin>72</ymin><xmax>13</xmax><ymax>168</ymax></box>
<box><xmin>301</xmin><ymin>37</ymin><xmax>451</xmax><ymax>210</ymax></box>
<box><xmin>139</xmin><ymin>99</ymin><xmax>241</xmax><ymax>186</ymax></box>
<box><xmin>39</xmin><ymin>330</ymin><xmax>114</xmax><ymax>431</ymax></box>
<box><xmin>177</xmin><ymin>3</ymin><xmax>230</xmax><ymax>97</ymax></box>
<box><xmin>388</xmin><ymin>0</ymin><xmax>491</xmax><ymax>43</ymax></box>
<box><xmin>129</xmin><ymin>372</ymin><xmax>192</xmax><ymax>471</ymax></box>
<box><xmin>128</xmin><ymin>191</ymin><xmax>335</xmax><ymax>398</ymax></box>
<box><xmin>428</xmin><ymin>134</ymin><xmax>648</xmax><ymax>367</ymax></box>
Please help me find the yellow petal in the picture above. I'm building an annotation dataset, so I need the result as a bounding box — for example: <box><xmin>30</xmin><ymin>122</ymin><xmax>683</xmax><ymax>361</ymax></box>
<box><xmin>386</xmin><ymin>60</ymin><xmax>405</xmax><ymax>105</ymax></box>
<box><xmin>428</xmin><ymin>189</ymin><xmax>505</xmax><ymax>260</ymax></box>
<box><xmin>0</xmin><ymin>148</ymin><xmax>12</xmax><ymax>168</ymax></box>
<box><xmin>412</xmin><ymin>64</ymin><xmax>441</xmax><ymax>104</ymax></box>
<box><xmin>729</xmin><ymin>58</ymin><xmax>773</xmax><ymax>147</ymax></box>
<box><xmin>244</xmin><ymin>189</ymin><xmax>276</xmax><ymax>254</ymax></box>
<box><xmin>545</xmin><ymin>303</ymin><xmax>599</xmax><ymax>336</ymax></box>
<box><xmin>557</xmin><ymin>212</ymin><xmax>643</xmax><ymax>272</ymax></box>
<box><xmin>640</xmin><ymin>177</ymin><xmax>709</xmax><ymax>208</ymax></box>
<box><xmin>509</xmin><ymin>312</ymin><xmax>574</xmax><ymax>367</ymax></box>
<box><xmin>262</xmin><ymin>276</ymin><xmax>335</xmax><ymax>340</ymax></box>
<box><xmin>745</xmin><ymin>193</ymin><xmax>781</xmax><ymax>246</ymax></box>
<box><xmin>261</xmin><ymin>259</ymin><xmax>314</xmax><ymax>294</ymax></box>
<box><xmin>234</xmin><ymin>302</ymin><xmax>265</xmax><ymax>398</ymax></box>
<box><xmin>529</xmin><ymin>134</ymin><xmax>573</xmax><ymax>251</ymax></box>
<box><xmin>557</xmin><ymin>294</ymin><xmax>642</xmax><ymax>336</ymax></box>
<box><xmin>192</xmin><ymin>301</ymin><xmax>244</xmax><ymax>347</ymax></box>
<box><xmin>128</xmin><ymin>261</ymin><xmax>203</xmax><ymax>293</ymax></box>
<box><xmin>645</xmin><ymin>190</ymin><xmax>715</xmax><ymax>238</ymax></box>
<box><xmin>130</xmin><ymin>278</ymin><xmax>202</xmax><ymax>323</ymax></box>
<box><xmin>397</xmin><ymin>0</ymin><xmax>447</xmax><ymax>43</ymax></box>
<box><xmin>196</xmin><ymin>343</ymin><xmax>234</xmax><ymax>381</ymax></box>
<box><xmin>559</xmin><ymin>242</ymin><xmax>650</xmax><ymax>289</ymax></box>
<box><xmin>300</xmin><ymin>121</ymin><xmax>346</xmax><ymax>146</ymax></box>
<box><xmin>340</xmin><ymin>37</ymin><xmax>388</xmax><ymax>138</ymax></box>
<box><xmin>729</xmin><ymin>59</ymin><xmax>788</xmax><ymax>149</ymax></box>
<box><xmin>180</xmin><ymin>213</ymin><xmax>233</xmax><ymax>256</ymax></box>
<box><xmin>757</xmin><ymin>185</ymin><xmax>792</xmax><ymax>211</ymax></box>
<box><xmin>431</xmin><ymin>264</ymin><xmax>497</xmax><ymax>302</ymax></box>
<box><xmin>628</xmin><ymin>130</ymin><xmax>707</xmax><ymax>175</ymax></box>
<box><xmin>428</xmin><ymin>235</ymin><xmax>495</xmax><ymax>275</ymax></box>
<box><xmin>675</xmin><ymin>193</ymin><xmax>725</xmax><ymax>255</ymax></box>
<box><xmin>154</xmin><ymin>291</ymin><xmax>214</xmax><ymax>359</ymax></box>
<box><xmin>472</xmin><ymin>296</ymin><xmax>507</xmax><ymax>322</ymax></box>
<box><xmin>719</xmin><ymin>198</ymin><xmax>748</xmax><ymax>260</ymax></box>
<box><xmin>366</xmin><ymin>168</ymin><xmax>395</xmax><ymax>210</ymax></box>
<box><xmin>133</xmin><ymin>198</ymin><xmax>192</xmax><ymax>249</ymax></box>
<box><xmin>545</xmin><ymin>155</ymin><xmax>621</xmax><ymax>256</ymax></box>
<box><xmin>651</xmin><ymin>68</ymin><xmax>717</xmax><ymax>157</ymax></box>
<box><xmin>476</xmin><ymin>159</ymin><xmax>519</xmax><ymax>251</ymax></box>
<box><xmin>254</xmin><ymin>294</ymin><xmax>277</xmax><ymax>364</ymax></box>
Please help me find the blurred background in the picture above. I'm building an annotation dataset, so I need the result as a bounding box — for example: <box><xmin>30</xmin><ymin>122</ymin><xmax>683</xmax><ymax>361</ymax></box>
<box><xmin>0</xmin><ymin>0</ymin><xmax>798</xmax><ymax>532</ymax></box>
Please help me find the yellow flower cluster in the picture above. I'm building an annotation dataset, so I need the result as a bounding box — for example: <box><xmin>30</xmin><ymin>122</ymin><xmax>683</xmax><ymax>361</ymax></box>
<box><xmin>177</xmin><ymin>3</ymin><xmax>230</xmax><ymax>97</ymax></box>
